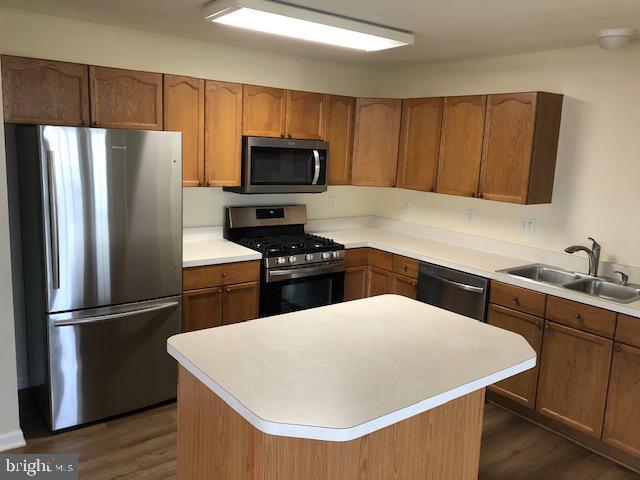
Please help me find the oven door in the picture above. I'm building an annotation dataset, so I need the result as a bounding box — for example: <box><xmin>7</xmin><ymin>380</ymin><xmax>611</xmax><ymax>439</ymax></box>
<box><xmin>243</xmin><ymin>137</ymin><xmax>328</xmax><ymax>194</ymax></box>
<box><xmin>260</xmin><ymin>263</ymin><xmax>345</xmax><ymax>317</ymax></box>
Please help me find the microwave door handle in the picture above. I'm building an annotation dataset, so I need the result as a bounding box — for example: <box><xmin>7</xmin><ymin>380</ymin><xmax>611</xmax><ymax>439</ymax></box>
<box><xmin>312</xmin><ymin>150</ymin><xmax>320</xmax><ymax>185</ymax></box>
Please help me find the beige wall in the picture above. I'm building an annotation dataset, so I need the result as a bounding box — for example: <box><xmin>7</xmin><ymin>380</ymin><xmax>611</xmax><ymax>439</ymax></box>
<box><xmin>375</xmin><ymin>43</ymin><xmax>640</xmax><ymax>267</ymax></box>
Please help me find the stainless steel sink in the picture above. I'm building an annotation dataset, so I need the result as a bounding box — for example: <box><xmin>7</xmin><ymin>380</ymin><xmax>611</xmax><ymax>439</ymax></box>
<box><xmin>501</xmin><ymin>264</ymin><xmax>581</xmax><ymax>285</ymax></box>
<box><xmin>563</xmin><ymin>278</ymin><xmax>640</xmax><ymax>304</ymax></box>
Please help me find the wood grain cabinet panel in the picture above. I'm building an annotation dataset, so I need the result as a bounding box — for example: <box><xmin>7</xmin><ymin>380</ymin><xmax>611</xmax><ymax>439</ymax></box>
<box><xmin>324</xmin><ymin>95</ymin><xmax>355</xmax><ymax>185</ymax></box>
<box><xmin>344</xmin><ymin>266</ymin><xmax>368</xmax><ymax>301</ymax></box>
<box><xmin>183</xmin><ymin>261</ymin><xmax>260</xmax><ymax>291</ymax></box>
<box><xmin>163</xmin><ymin>74</ymin><xmax>205</xmax><ymax>187</ymax></box>
<box><xmin>396</xmin><ymin>97</ymin><xmax>443</xmax><ymax>191</ymax></box>
<box><xmin>615</xmin><ymin>314</ymin><xmax>640</xmax><ymax>348</ymax></box>
<box><xmin>392</xmin><ymin>255</ymin><xmax>419</xmax><ymax>279</ymax></box>
<box><xmin>222</xmin><ymin>282</ymin><xmax>259</xmax><ymax>325</ymax></box>
<box><xmin>1</xmin><ymin>55</ymin><xmax>90</xmax><ymax>126</ymax></box>
<box><xmin>89</xmin><ymin>66</ymin><xmax>162</xmax><ymax>130</ymax></box>
<box><xmin>368</xmin><ymin>249</ymin><xmax>393</xmax><ymax>271</ymax></box>
<box><xmin>545</xmin><ymin>296</ymin><xmax>616</xmax><ymax>338</ymax></box>
<box><xmin>487</xmin><ymin>304</ymin><xmax>543</xmax><ymax>409</ymax></box>
<box><xmin>536</xmin><ymin>321</ymin><xmax>613</xmax><ymax>438</ymax></box>
<box><xmin>285</xmin><ymin>90</ymin><xmax>324</xmax><ymax>139</ymax></box>
<box><xmin>351</xmin><ymin>98</ymin><xmax>402</xmax><ymax>187</ymax></box>
<box><xmin>603</xmin><ymin>342</ymin><xmax>640</xmax><ymax>457</ymax></box>
<box><xmin>367</xmin><ymin>266</ymin><xmax>393</xmax><ymax>297</ymax></box>
<box><xmin>392</xmin><ymin>273</ymin><xmax>417</xmax><ymax>299</ymax></box>
<box><xmin>242</xmin><ymin>85</ymin><xmax>286</xmax><ymax>138</ymax></box>
<box><xmin>490</xmin><ymin>281</ymin><xmax>546</xmax><ymax>317</ymax></box>
<box><xmin>344</xmin><ymin>248</ymin><xmax>370</xmax><ymax>268</ymax></box>
<box><xmin>182</xmin><ymin>287</ymin><xmax>223</xmax><ymax>332</ymax></box>
<box><xmin>479</xmin><ymin>92</ymin><xmax>563</xmax><ymax>204</ymax></box>
<box><xmin>436</xmin><ymin>95</ymin><xmax>487</xmax><ymax>197</ymax></box>
<box><xmin>205</xmin><ymin>80</ymin><xmax>243</xmax><ymax>186</ymax></box>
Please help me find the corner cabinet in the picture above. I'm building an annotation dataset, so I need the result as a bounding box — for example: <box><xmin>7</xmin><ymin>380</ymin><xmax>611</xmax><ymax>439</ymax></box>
<box><xmin>242</xmin><ymin>84</ymin><xmax>286</xmax><ymax>138</ymax></box>
<box><xmin>1</xmin><ymin>55</ymin><xmax>90</xmax><ymax>126</ymax></box>
<box><xmin>351</xmin><ymin>98</ymin><xmax>403</xmax><ymax>187</ymax></box>
<box><xmin>324</xmin><ymin>95</ymin><xmax>355</xmax><ymax>185</ymax></box>
<box><xmin>89</xmin><ymin>66</ymin><xmax>163</xmax><ymax>130</ymax></box>
<box><xmin>479</xmin><ymin>92</ymin><xmax>563</xmax><ymax>204</ymax></box>
<box><xmin>163</xmin><ymin>74</ymin><xmax>205</xmax><ymax>187</ymax></box>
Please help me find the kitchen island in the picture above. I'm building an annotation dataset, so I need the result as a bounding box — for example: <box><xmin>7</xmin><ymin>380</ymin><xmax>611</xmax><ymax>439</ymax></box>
<box><xmin>168</xmin><ymin>295</ymin><xmax>536</xmax><ymax>479</ymax></box>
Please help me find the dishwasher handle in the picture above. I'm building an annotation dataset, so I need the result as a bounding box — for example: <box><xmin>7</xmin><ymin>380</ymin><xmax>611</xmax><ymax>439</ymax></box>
<box><xmin>429</xmin><ymin>273</ymin><xmax>486</xmax><ymax>294</ymax></box>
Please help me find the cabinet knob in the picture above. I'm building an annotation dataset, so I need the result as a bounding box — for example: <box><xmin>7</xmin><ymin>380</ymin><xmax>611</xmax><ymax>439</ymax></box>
<box><xmin>615</xmin><ymin>345</ymin><xmax>623</xmax><ymax>352</ymax></box>
<box><xmin>226</xmin><ymin>288</ymin><xmax>230</xmax><ymax>292</ymax></box>
<box><xmin>512</xmin><ymin>296</ymin><xmax>520</xmax><ymax>305</ymax></box>
<box><xmin>402</xmin><ymin>264</ymin><xmax>408</xmax><ymax>271</ymax></box>
<box><xmin>222</xmin><ymin>272</ymin><xmax>228</xmax><ymax>277</ymax></box>
<box><xmin>574</xmin><ymin>313</ymin><xmax>582</xmax><ymax>321</ymax></box>
<box><xmin>218</xmin><ymin>288</ymin><xmax>223</xmax><ymax>293</ymax></box>
<box><xmin>545</xmin><ymin>323</ymin><xmax>550</xmax><ymax>329</ymax></box>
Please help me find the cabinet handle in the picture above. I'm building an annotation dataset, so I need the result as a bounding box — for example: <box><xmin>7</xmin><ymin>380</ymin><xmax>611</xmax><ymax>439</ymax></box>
<box><xmin>512</xmin><ymin>296</ymin><xmax>520</xmax><ymax>305</ymax></box>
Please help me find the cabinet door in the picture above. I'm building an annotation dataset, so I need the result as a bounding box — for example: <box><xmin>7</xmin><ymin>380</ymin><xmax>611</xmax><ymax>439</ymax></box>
<box><xmin>367</xmin><ymin>266</ymin><xmax>392</xmax><ymax>297</ymax></box>
<box><xmin>89</xmin><ymin>66</ymin><xmax>163</xmax><ymax>130</ymax></box>
<box><xmin>222</xmin><ymin>282</ymin><xmax>259</xmax><ymax>326</ymax></box>
<box><xmin>479</xmin><ymin>93</ymin><xmax>537</xmax><ymax>204</ymax></box>
<box><xmin>392</xmin><ymin>273</ymin><xmax>417</xmax><ymax>299</ymax></box>
<box><xmin>324</xmin><ymin>95</ymin><xmax>355</xmax><ymax>185</ymax></box>
<box><xmin>344</xmin><ymin>266</ymin><xmax>368</xmax><ymax>301</ymax></box>
<box><xmin>183</xmin><ymin>287</ymin><xmax>223</xmax><ymax>332</ymax></box>
<box><xmin>487</xmin><ymin>304</ymin><xmax>543</xmax><ymax>409</ymax></box>
<box><xmin>242</xmin><ymin>85</ymin><xmax>286</xmax><ymax>137</ymax></box>
<box><xmin>396</xmin><ymin>97</ymin><xmax>443</xmax><ymax>192</ymax></box>
<box><xmin>603</xmin><ymin>342</ymin><xmax>640</xmax><ymax>457</ymax></box>
<box><xmin>285</xmin><ymin>90</ymin><xmax>324</xmax><ymax>139</ymax></box>
<box><xmin>164</xmin><ymin>74</ymin><xmax>205</xmax><ymax>187</ymax></box>
<box><xmin>351</xmin><ymin>98</ymin><xmax>402</xmax><ymax>187</ymax></box>
<box><xmin>536</xmin><ymin>322</ymin><xmax>613</xmax><ymax>438</ymax></box>
<box><xmin>436</xmin><ymin>95</ymin><xmax>486</xmax><ymax>197</ymax></box>
<box><xmin>1</xmin><ymin>55</ymin><xmax>89</xmax><ymax>126</ymax></box>
<box><xmin>204</xmin><ymin>80</ymin><xmax>243</xmax><ymax>187</ymax></box>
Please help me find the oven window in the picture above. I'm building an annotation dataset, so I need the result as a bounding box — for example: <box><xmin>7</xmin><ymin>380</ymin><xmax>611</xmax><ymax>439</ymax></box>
<box><xmin>250</xmin><ymin>147</ymin><xmax>326</xmax><ymax>185</ymax></box>
<box><xmin>260</xmin><ymin>272</ymin><xmax>344</xmax><ymax>317</ymax></box>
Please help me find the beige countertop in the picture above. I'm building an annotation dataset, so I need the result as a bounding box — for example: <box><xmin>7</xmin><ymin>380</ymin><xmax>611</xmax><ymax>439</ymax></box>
<box><xmin>183</xmin><ymin>238</ymin><xmax>261</xmax><ymax>268</ymax></box>
<box><xmin>168</xmin><ymin>295</ymin><xmax>535</xmax><ymax>442</ymax></box>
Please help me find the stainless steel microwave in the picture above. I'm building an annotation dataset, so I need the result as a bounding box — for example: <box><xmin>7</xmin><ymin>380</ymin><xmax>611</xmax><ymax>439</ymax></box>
<box><xmin>224</xmin><ymin>137</ymin><xmax>329</xmax><ymax>194</ymax></box>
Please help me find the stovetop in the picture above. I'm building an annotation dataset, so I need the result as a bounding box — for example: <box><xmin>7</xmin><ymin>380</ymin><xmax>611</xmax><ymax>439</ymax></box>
<box><xmin>237</xmin><ymin>233</ymin><xmax>344</xmax><ymax>258</ymax></box>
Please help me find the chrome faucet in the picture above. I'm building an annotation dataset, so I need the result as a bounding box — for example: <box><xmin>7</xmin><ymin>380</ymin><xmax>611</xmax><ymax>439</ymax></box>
<box><xmin>565</xmin><ymin>237</ymin><xmax>601</xmax><ymax>277</ymax></box>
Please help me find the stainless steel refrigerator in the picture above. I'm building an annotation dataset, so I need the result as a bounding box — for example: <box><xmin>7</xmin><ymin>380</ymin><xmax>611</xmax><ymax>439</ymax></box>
<box><xmin>13</xmin><ymin>125</ymin><xmax>182</xmax><ymax>431</ymax></box>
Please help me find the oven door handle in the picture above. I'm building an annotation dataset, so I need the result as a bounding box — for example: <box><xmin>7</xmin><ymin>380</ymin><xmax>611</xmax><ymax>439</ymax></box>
<box><xmin>311</xmin><ymin>149</ymin><xmax>320</xmax><ymax>185</ymax></box>
<box><xmin>266</xmin><ymin>261</ymin><xmax>345</xmax><ymax>283</ymax></box>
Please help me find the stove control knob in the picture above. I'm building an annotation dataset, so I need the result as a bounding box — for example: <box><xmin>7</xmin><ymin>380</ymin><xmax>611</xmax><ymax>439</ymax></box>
<box><xmin>305</xmin><ymin>254</ymin><xmax>314</xmax><ymax>262</ymax></box>
<box><xmin>277</xmin><ymin>257</ymin><xmax>286</xmax><ymax>265</ymax></box>
<box><xmin>288</xmin><ymin>255</ymin><xmax>297</xmax><ymax>263</ymax></box>
<box><xmin>331</xmin><ymin>251</ymin><xmax>340</xmax><ymax>259</ymax></box>
<box><xmin>321</xmin><ymin>252</ymin><xmax>331</xmax><ymax>260</ymax></box>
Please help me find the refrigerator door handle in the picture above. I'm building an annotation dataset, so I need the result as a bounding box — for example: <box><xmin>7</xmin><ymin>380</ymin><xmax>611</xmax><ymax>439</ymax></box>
<box><xmin>47</xmin><ymin>150</ymin><xmax>60</xmax><ymax>290</ymax></box>
<box><xmin>53</xmin><ymin>301</ymin><xmax>180</xmax><ymax>327</ymax></box>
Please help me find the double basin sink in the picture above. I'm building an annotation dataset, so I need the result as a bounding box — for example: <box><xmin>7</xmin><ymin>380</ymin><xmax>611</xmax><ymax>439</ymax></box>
<box><xmin>498</xmin><ymin>264</ymin><xmax>640</xmax><ymax>304</ymax></box>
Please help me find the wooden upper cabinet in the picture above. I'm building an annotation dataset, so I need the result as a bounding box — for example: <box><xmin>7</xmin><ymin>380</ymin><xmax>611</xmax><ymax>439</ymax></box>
<box><xmin>164</xmin><ymin>75</ymin><xmax>205</xmax><ymax>187</ymax></box>
<box><xmin>396</xmin><ymin>97</ymin><xmax>443</xmax><ymax>192</ymax></box>
<box><xmin>536</xmin><ymin>322</ymin><xmax>613</xmax><ymax>438</ymax></box>
<box><xmin>603</xmin><ymin>342</ymin><xmax>640</xmax><ymax>457</ymax></box>
<box><xmin>1</xmin><ymin>55</ymin><xmax>89</xmax><ymax>126</ymax></box>
<box><xmin>242</xmin><ymin>85</ymin><xmax>286</xmax><ymax>137</ymax></box>
<box><xmin>324</xmin><ymin>95</ymin><xmax>355</xmax><ymax>185</ymax></box>
<box><xmin>487</xmin><ymin>304</ymin><xmax>543</xmax><ymax>409</ymax></box>
<box><xmin>479</xmin><ymin>92</ymin><xmax>563</xmax><ymax>204</ymax></box>
<box><xmin>436</xmin><ymin>95</ymin><xmax>487</xmax><ymax>197</ymax></box>
<box><xmin>89</xmin><ymin>66</ymin><xmax>162</xmax><ymax>130</ymax></box>
<box><xmin>285</xmin><ymin>90</ymin><xmax>324</xmax><ymax>139</ymax></box>
<box><xmin>351</xmin><ymin>98</ymin><xmax>402</xmax><ymax>187</ymax></box>
<box><xmin>205</xmin><ymin>80</ymin><xmax>243</xmax><ymax>187</ymax></box>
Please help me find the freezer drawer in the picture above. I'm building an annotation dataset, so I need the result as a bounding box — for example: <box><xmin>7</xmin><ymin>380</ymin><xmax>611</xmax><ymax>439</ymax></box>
<box><xmin>47</xmin><ymin>296</ymin><xmax>181</xmax><ymax>430</ymax></box>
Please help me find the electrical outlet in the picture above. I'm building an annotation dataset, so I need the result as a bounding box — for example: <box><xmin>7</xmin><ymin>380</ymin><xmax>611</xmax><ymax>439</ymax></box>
<box><xmin>465</xmin><ymin>209</ymin><xmax>476</xmax><ymax>224</ymax></box>
<box><xmin>520</xmin><ymin>218</ymin><xmax>536</xmax><ymax>235</ymax></box>
<box><xmin>328</xmin><ymin>197</ymin><xmax>336</xmax><ymax>210</ymax></box>
<box><xmin>402</xmin><ymin>199</ymin><xmax>411</xmax><ymax>211</ymax></box>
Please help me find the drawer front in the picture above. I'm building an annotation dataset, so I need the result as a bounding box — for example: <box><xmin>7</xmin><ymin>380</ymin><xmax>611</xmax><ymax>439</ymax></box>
<box><xmin>369</xmin><ymin>249</ymin><xmax>393</xmax><ymax>271</ymax></box>
<box><xmin>490</xmin><ymin>281</ymin><xmax>546</xmax><ymax>317</ymax></box>
<box><xmin>345</xmin><ymin>248</ymin><xmax>370</xmax><ymax>268</ymax></box>
<box><xmin>546</xmin><ymin>296</ymin><xmax>616</xmax><ymax>338</ymax></box>
<box><xmin>183</xmin><ymin>261</ymin><xmax>260</xmax><ymax>291</ymax></box>
<box><xmin>393</xmin><ymin>255</ymin><xmax>419</xmax><ymax>279</ymax></box>
<box><xmin>615</xmin><ymin>314</ymin><xmax>640</xmax><ymax>348</ymax></box>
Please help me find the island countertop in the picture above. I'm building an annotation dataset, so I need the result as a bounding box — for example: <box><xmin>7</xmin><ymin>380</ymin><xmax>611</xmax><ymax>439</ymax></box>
<box><xmin>168</xmin><ymin>295</ymin><xmax>535</xmax><ymax>442</ymax></box>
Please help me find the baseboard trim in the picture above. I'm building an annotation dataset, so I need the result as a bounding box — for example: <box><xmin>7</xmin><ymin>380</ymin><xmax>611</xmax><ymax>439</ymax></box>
<box><xmin>0</xmin><ymin>429</ymin><xmax>25</xmax><ymax>452</ymax></box>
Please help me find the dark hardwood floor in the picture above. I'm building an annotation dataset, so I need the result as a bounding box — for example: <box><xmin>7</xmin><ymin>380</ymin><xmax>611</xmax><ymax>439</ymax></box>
<box><xmin>9</xmin><ymin>393</ymin><xmax>640</xmax><ymax>479</ymax></box>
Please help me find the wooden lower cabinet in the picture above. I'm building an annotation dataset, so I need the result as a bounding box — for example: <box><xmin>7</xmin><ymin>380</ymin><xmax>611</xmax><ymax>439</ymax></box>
<box><xmin>183</xmin><ymin>287</ymin><xmax>224</xmax><ymax>332</ymax></box>
<box><xmin>486</xmin><ymin>304</ymin><xmax>543</xmax><ymax>409</ymax></box>
<box><xmin>367</xmin><ymin>266</ymin><xmax>393</xmax><ymax>297</ymax></box>
<box><xmin>344</xmin><ymin>266</ymin><xmax>368</xmax><ymax>301</ymax></box>
<box><xmin>536</xmin><ymin>321</ymin><xmax>613</xmax><ymax>438</ymax></box>
<box><xmin>392</xmin><ymin>273</ymin><xmax>417</xmax><ymax>299</ymax></box>
<box><xmin>603</xmin><ymin>342</ymin><xmax>640</xmax><ymax>457</ymax></box>
<box><xmin>222</xmin><ymin>282</ymin><xmax>259</xmax><ymax>325</ymax></box>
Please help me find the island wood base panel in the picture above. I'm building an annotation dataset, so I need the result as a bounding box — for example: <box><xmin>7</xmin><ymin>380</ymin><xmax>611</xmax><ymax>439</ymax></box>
<box><xmin>177</xmin><ymin>367</ymin><xmax>485</xmax><ymax>480</ymax></box>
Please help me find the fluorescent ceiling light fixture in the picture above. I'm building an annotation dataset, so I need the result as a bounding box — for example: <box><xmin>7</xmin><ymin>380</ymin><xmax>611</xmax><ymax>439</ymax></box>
<box><xmin>205</xmin><ymin>0</ymin><xmax>414</xmax><ymax>52</ymax></box>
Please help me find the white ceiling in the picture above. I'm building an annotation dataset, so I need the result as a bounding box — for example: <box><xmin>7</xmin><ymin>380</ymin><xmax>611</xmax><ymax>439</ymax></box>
<box><xmin>1</xmin><ymin>0</ymin><xmax>639</xmax><ymax>66</ymax></box>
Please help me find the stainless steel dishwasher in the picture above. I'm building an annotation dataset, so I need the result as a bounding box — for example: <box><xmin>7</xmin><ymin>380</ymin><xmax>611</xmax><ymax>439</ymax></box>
<box><xmin>417</xmin><ymin>263</ymin><xmax>490</xmax><ymax>321</ymax></box>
